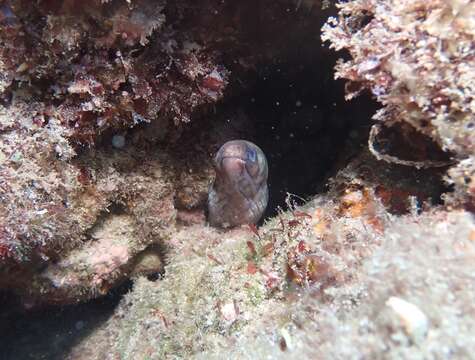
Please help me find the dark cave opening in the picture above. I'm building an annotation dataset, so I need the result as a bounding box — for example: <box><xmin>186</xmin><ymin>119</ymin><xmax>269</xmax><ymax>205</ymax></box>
<box><xmin>225</xmin><ymin>57</ymin><xmax>450</xmax><ymax>220</ymax></box>
<box><xmin>196</xmin><ymin>2</ymin><xmax>381</xmax><ymax>220</ymax></box>
<box><xmin>203</xmin><ymin>1</ymin><xmax>449</xmax><ymax>220</ymax></box>
<box><xmin>246</xmin><ymin>63</ymin><xmax>378</xmax><ymax>219</ymax></box>
<box><xmin>95</xmin><ymin>1</ymin><xmax>382</xmax><ymax>221</ymax></box>
<box><xmin>177</xmin><ymin>53</ymin><xmax>379</xmax><ymax>221</ymax></box>
<box><xmin>232</xmin><ymin>59</ymin><xmax>451</xmax><ymax>220</ymax></box>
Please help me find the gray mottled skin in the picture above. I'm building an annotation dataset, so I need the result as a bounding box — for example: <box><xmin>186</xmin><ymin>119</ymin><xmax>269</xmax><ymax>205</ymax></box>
<box><xmin>208</xmin><ymin>140</ymin><xmax>269</xmax><ymax>228</ymax></box>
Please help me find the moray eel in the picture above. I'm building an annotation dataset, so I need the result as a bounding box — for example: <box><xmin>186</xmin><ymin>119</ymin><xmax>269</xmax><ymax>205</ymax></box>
<box><xmin>208</xmin><ymin>140</ymin><xmax>269</xmax><ymax>228</ymax></box>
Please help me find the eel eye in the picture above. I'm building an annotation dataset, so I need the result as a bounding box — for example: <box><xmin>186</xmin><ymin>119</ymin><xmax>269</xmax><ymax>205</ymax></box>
<box><xmin>245</xmin><ymin>147</ymin><xmax>260</xmax><ymax>178</ymax></box>
<box><xmin>246</xmin><ymin>147</ymin><xmax>257</xmax><ymax>163</ymax></box>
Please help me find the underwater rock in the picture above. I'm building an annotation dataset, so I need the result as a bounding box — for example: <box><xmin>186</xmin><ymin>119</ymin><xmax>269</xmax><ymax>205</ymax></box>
<box><xmin>65</xmin><ymin>150</ymin><xmax>475</xmax><ymax>359</ymax></box>
<box><xmin>0</xmin><ymin>99</ymin><xmax>198</xmax><ymax>305</ymax></box>
<box><xmin>0</xmin><ymin>0</ymin><xmax>234</xmax><ymax>145</ymax></box>
<box><xmin>322</xmin><ymin>0</ymin><xmax>475</xmax><ymax>208</ymax></box>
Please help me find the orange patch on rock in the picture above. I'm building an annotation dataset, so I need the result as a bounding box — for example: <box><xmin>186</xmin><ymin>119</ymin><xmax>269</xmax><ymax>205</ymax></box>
<box><xmin>313</xmin><ymin>208</ymin><xmax>331</xmax><ymax>237</ymax></box>
<box><xmin>286</xmin><ymin>241</ymin><xmax>337</xmax><ymax>288</ymax></box>
<box><xmin>339</xmin><ymin>187</ymin><xmax>385</xmax><ymax>234</ymax></box>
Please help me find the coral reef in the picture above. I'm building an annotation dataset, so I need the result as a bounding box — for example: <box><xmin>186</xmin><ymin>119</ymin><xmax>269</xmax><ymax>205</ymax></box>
<box><xmin>0</xmin><ymin>0</ymin><xmax>267</xmax><ymax>304</ymax></box>
<box><xmin>1</xmin><ymin>0</ymin><xmax>475</xmax><ymax>359</ymax></box>
<box><xmin>65</xmin><ymin>152</ymin><xmax>475</xmax><ymax>359</ymax></box>
<box><xmin>0</xmin><ymin>98</ymin><xmax>171</xmax><ymax>304</ymax></box>
<box><xmin>0</xmin><ymin>94</ymin><xmax>258</xmax><ymax>305</ymax></box>
<box><xmin>322</xmin><ymin>0</ymin><xmax>475</xmax><ymax>207</ymax></box>
<box><xmin>0</xmin><ymin>0</ymin><xmax>336</xmax><ymax>305</ymax></box>
<box><xmin>1</xmin><ymin>0</ymin><xmax>231</xmax><ymax>143</ymax></box>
